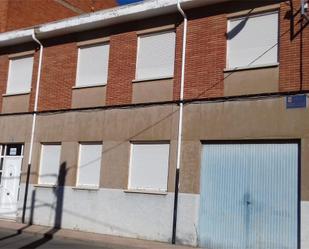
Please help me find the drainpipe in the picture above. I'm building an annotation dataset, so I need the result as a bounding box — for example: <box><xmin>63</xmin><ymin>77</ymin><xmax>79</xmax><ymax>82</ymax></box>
<box><xmin>21</xmin><ymin>29</ymin><xmax>43</xmax><ymax>223</ymax></box>
<box><xmin>172</xmin><ymin>0</ymin><xmax>187</xmax><ymax>244</ymax></box>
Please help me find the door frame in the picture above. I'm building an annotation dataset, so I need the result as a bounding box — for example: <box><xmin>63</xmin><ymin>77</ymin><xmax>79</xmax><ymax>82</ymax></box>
<box><xmin>200</xmin><ymin>139</ymin><xmax>301</xmax><ymax>249</ymax></box>
<box><xmin>0</xmin><ymin>143</ymin><xmax>24</xmax><ymax>220</ymax></box>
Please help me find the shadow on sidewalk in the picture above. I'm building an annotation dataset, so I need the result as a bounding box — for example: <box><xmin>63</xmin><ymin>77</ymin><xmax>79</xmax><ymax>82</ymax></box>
<box><xmin>0</xmin><ymin>187</ymin><xmax>37</xmax><ymax>242</ymax></box>
<box><xmin>0</xmin><ymin>162</ymin><xmax>67</xmax><ymax>249</ymax></box>
<box><xmin>17</xmin><ymin>162</ymin><xmax>67</xmax><ymax>249</ymax></box>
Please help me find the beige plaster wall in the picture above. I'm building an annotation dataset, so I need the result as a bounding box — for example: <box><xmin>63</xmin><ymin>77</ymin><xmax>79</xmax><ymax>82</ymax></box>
<box><xmin>28</xmin><ymin>105</ymin><xmax>179</xmax><ymax>191</ymax></box>
<box><xmin>1</xmin><ymin>98</ymin><xmax>308</xmax><ymax>201</ymax></box>
<box><xmin>180</xmin><ymin>97</ymin><xmax>309</xmax><ymax>200</ymax></box>
<box><xmin>224</xmin><ymin>67</ymin><xmax>279</xmax><ymax>96</ymax></box>
<box><xmin>132</xmin><ymin>79</ymin><xmax>174</xmax><ymax>104</ymax></box>
<box><xmin>2</xmin><ymin>94</ymin><xmax>30</xmax><ymax>113</ymax></box>
<box><xmin>71</xmin><ymin>86</ymin><xmax>106</xmax><ymax>108</ymax></box>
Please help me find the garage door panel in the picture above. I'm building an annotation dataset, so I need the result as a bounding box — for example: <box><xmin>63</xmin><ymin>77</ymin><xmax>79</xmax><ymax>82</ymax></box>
<box><xmin>199</xmin><ymin>143</ymin><xmax>298</xmax><ymax>249</ymax></box>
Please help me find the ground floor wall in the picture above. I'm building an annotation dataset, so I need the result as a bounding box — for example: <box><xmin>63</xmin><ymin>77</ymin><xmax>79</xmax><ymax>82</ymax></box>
<box><xmin>16</xmin><ymin>185</ymin><xmax>309</xmax><ymax>248</ymax></box>
<box><xmin>17</xmin><ymin>184</ymin><xmax>199</xmax><ymax>245</ymax></box>
<box><xmin>0</xmin><ymin>96</ymin><xmax>307</xmax><ymax>247</ymax></box>
<box><xmin>302</xmin><ymin>202</ymin><xmax>309</xmax><ymax>249</ymax></box>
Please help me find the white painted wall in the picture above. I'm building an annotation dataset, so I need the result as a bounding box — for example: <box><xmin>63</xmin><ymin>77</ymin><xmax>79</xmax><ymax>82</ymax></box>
<box><xmin>16</xmin><ymin>185</ymin><xmax>308</xmax><ymax>248</ymax></box>
<box><xmin>17</xmin><ymin>184</ymin><xmax>199</xmax><ymax>246</ymax></box>
<box><xmin>176</xmin><ymin>193</ymin><xmax>199</xmax><ymax>245</ymax></box>
<box><xmin>302</xmin><ymin>201</ymin><xmax>309</xmax><ymax>249</ymax></box>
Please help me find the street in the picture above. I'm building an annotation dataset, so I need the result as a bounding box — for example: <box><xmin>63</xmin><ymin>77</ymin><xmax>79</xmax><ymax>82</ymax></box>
<box><xmin>0</xmin><ymin>229</ymin><xmax>111</xmax><ymax>249</ymax></box>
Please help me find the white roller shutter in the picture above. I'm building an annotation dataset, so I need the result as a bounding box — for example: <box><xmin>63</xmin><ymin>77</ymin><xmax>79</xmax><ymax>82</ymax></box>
<box><xmin>227</xmin><ymin>12</ymin><xmax>278</xmax><ymax>68</ymax></box>
<box><xmin>76</xmin><ymin>43</ymin><xmax>110</xmax><ymax>86</ymax></box>
<box><xmin>77</xmin><ymin>143</ymin><xmax>102</xmax><ymax>187</ymax></box>
<box><xmin>39</xmin><ymin>144</ymin><xmax>61</xmax><ymax>185</ymax></box>
<box><xmin>129</xmin><ymin>143</ymin><xmax>169</xmax><ymax>191</ymax></box>
<box><xmin>7</xmin><ymin>56</ymin><xmax>34</xmax><ymax>94</ymax></box>
<box><xmin>136</xmin><ymin>31</ymin><xmax>176</xmax><ymax>80</ymax></box>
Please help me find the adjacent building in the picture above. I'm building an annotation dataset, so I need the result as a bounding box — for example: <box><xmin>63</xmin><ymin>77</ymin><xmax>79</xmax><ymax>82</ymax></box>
<box><xmin>0</xmin><ymin>0</ymin><xmax>308</xmax><ymax>248</ymax></box>
<box><xmin>0</xmin><ymin>0</ymin><xmax>117</xmax><ymax>32</ymax></box>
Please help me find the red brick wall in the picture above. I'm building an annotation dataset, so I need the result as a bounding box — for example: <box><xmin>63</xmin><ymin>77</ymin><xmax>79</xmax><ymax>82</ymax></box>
<box><xmin>65</xmin><ymin>0</ymin><xmax>117</xmax><ymax>13</ymax></box>
<box><xmin>0</xmin><ymin>0</ymin><xmax>9</xmax><ymax>32</ymax></box>
<box><xmin>5</xmin><ymin>0</ymin><xmax>76</xmax><ymax>32</ymax></box>
<box><xmin>0</xmin><ymin>0</ymin><xmax>308</xmax><ymax>112</ymax></box>
<box><xmin>174</xmin><ymin>6</ymin><xmax>226</xmax><ymax>101</ymax></box>
<box><xmin>2</xmin><ymin>0</ymin><xmax>116</xmax><ymax>32</ymax></box>
<box><xmin>279</xmin><ymin>0</ymin><xmax>309</xmax><ymax>91</ymax></box>
<box><xmin>0</xmin><ymin>54</ymin><xmax>9</xmax><ymax>111</ymax></box>
<box><xmin>29</xmin><ymin>49</ymin><xmax>40</xmax><ymax>111</ymax></box>
<box><xmin>106</xmin><ymin>31</ymin><xmax>136</xmax><ymax>105</ymax></box>
<box><xmin>37</xmin><ymin>41</ymin><xmax>77</xmax><ymax>111</ymax></box>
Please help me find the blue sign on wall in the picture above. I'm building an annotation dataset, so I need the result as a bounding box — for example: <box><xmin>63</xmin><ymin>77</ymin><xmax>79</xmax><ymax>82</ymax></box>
<box><xmin>117</xmin><ymin>0</ymin><xmax>143</xmax><ymax>5</ymax></box>
<box><xmin>286</xmin><ymin>94</ymin><xmax>307</xmax><ymax>109</ymax></box>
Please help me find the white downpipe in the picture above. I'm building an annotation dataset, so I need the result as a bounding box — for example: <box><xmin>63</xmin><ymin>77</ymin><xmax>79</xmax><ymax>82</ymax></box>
<box><xmin>171</xmin><ymin>0</ymin><xmax>187</xmax><ymax>243</ymax></box>
<box><xmin>176</xmin><ymin>0</ymin><xmax>187</xmax><ymax>170</ymax></box>
<box><xmin>22</xmin><ymin>29</ymin><xmax>43</xmax><ymax>223</ymax></box>
<box><xmin>28</xmin><ymin>30</ymin><xmax>43</xmax><ymax>166</ymax></box>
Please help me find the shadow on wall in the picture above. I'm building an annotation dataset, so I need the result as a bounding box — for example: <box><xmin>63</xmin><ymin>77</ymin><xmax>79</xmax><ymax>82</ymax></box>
<box><xmin>0</xmin><ymin>2</ymin><xmax>307</xmax><ymax>247</ymax></box>
<box><xmin>18</xmin><ymin>162</ymin><xmax>67</xmax><ymax>249</ymax></box>
<box><xmin>226</xmin><ymin>9</ymin><xmax>253</xmax><ymax>40</ymax></box>
<box><xmin>0</xmin><ymin>163</ymin><xmax>67</xmax><ymax>249</ymax></box>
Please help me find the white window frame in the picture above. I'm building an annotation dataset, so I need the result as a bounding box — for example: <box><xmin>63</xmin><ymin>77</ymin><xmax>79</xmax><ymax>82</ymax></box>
<box><xmin>6</xmin><ymin>55</ymin><xmax>34</xmax><ymax>94</ymax></box>
<box><xmin>135</xmin><ymin>30</ymin><xmax>176</xmax><ymax>81</ymax></box>
<box><xmin>128</xmin><ymin>142</ymin><xmax>170</xmax><ymax>192</ymax></box>
<box><xmin>75</xmin><ymin>42</ymin><xmax>110</xmax><ymax>87</ymax></box>
<box><xmin>76</xmin><ymin>142</ymin><xmax>102</xmax><ymax>188</ymax></box>
<box><xmin>226</xmin><ymin>11</ymin><xmax>279</xmax><ymax>70</ymax></box>
<box><xmin>38</xmin><ymin>143</ymin><xmax>62</xmax><ymax>186</ymax></box>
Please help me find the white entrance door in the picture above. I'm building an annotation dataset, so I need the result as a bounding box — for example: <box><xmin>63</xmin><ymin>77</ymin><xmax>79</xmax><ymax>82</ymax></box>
<box><xmin>0</xmin><ymin>149</ymin><xmax>23</xmax><ymax>219</ymax></box>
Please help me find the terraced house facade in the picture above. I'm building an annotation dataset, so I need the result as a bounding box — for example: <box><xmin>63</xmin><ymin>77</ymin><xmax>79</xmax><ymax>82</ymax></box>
<box><xmin>0</xmin><ymin>0</ymin><xmax>308</xmax><ymax>248</ymax></box>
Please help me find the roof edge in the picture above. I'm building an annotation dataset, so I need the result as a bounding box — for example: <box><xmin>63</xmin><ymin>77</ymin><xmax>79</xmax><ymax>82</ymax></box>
<box><xmin>0</xmin><ymin>0</ymin><xmax>228</xmax><ymax>47</ymax></box>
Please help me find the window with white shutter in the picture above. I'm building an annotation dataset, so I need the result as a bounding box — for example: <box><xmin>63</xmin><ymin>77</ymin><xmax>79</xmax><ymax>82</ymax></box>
<box><xmin>129</xmin><ymin>143</ymin><xmax>170</xmax><ymax>191</ymax></box>
<box><xmin>76</xmin><ymin>43</ymin><xmax>110</xmax><ymax>87</ymax></box>
<box><xmin>136</xmin><ymin>31</ymin><xmax>176</xmax><ymax>80</ymax></box>
<box><xmin>77</xmin><ymin>143</ymin><xmax>102</xmax><ymax>187</ymax></box>
<box><xmin>39</xmin><ymin>144</ymin><xmax>61</xmax><ymax>185</ymax></box>
<box><xmin>7</xmin><ymin>56</ymin><xmax>34</xmax><ymax>94</ymax></box>
<box><xmin>227</xmin><ymin>11</ymin><xmax>279</xmax><ymax>69</ymax></box>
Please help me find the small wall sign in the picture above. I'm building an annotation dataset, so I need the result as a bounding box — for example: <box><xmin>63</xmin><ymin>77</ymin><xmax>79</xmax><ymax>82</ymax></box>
<box><xmin>286</xmin><ymin>95</ymin><xmax>307</xmax><ymax>109</ymax></box>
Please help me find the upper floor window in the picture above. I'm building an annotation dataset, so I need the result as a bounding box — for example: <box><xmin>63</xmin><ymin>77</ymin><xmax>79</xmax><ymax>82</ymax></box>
<box><xmin>76</xmin><ymin>43</ymin><xmax>110</xmax><ymax>87</ymax></box>
<box><xmin>136</xmin><ymin>31</ymin><xmax>176</xmax><ymax>80</ymax></box>
<box><xmin>7</xmin><ymin>55</ymin><xmax>34</xmax><ymax>94</ymax></box>
<box><xmin>227</xmin><ymin>11</ymin><xmax>279</xmax><ymax>69</ymax></box>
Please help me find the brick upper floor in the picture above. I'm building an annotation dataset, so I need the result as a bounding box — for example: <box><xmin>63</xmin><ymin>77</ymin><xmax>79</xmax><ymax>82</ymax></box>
<box><xmin>0</xmin><ymin>0</ymin><xmax>307</xmax><ymax>113</ymax></box>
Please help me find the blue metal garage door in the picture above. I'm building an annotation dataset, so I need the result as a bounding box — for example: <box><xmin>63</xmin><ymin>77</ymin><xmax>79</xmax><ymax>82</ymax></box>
<box><xmin>199</xmin><ymin>143</ymin><xmax>299</xmax><ymax>249</ymax></box>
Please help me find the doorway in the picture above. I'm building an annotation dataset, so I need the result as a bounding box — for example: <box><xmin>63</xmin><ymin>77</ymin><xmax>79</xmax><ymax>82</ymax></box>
<box><xmin>199</xmin><ymin>142</ymin><xmax>299</xmax><ymax>249</ymax></box>
<box><xmin>0</xmin><ymin>144</ymin><xmax>24</xmax><ymax>220</ymax></box>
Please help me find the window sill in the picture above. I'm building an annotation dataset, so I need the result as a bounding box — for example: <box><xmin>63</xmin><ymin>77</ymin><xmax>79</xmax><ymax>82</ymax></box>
<box><xmin>132</xmin><ymin>76</ymin><xmax>173</xmax><ymax>83</ymax></box>
<box><xmin>33</xmin><ymin>184</ymin><xmax>56</xmax><ymax>188</ymax></box>
<box><xmin>72</xmin><ymin>84</ymin><xmax>107</xmax><ymax>90</ymax></box>
<box><xmin>72</xmin><ymin>186</ymin><xmax>99</xmax><ymax>191</ymax></box>
<box><xmin>124</xmin><ymin>189</ymin><xmax>168</xmax><ymax>196</ymax></box>
<box><xmin>224</xmin><ymin>63</ymin><xmax>279</xmax><ymax>73</ymax></box>
<box><xmin>2</xmin><ymin>91</ymin><xmax>31</xmax><ymax>97</ymax></box>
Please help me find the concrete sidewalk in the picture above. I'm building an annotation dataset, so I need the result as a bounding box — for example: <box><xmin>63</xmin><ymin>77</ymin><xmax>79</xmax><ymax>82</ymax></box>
<box><xmin>0</xmin><ymin>219</ymin><xmax>197</xmax><ymax>249</ymax></box>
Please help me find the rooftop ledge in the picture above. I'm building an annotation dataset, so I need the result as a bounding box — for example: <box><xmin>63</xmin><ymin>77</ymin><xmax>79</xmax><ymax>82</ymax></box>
<box><xmin>0</xmin><ymin>0</ymin><xmax>230</xmax><ymax>47</ymax></box>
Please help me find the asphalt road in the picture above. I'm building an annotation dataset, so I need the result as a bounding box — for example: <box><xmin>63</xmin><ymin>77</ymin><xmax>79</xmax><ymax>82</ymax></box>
<box><xmin>0</xmin><ymin>229</ymin><xmax>110</xmax><ymax>249</ymax></box>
